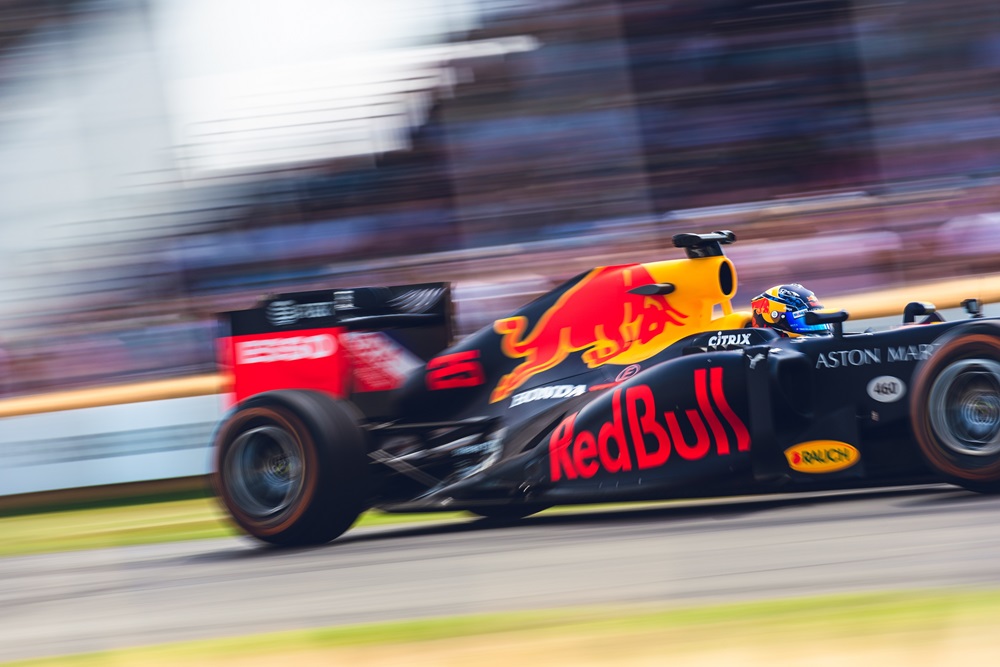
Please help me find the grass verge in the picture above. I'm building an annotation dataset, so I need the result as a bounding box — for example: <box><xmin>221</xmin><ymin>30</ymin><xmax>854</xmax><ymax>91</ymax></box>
<box><xmin>6</xmin><ymin>589</ymin><xmax>1000</xmax><ymax>666</ymax></box>
<box><xmin>0</xmin><ymin>486</ymin><xmax>672</xmax><ymax>558</ymax></box>
<box><xmin>0</xmin><ymin>496</ymin><xmax>470</xmax><ymax>558</ymax></box>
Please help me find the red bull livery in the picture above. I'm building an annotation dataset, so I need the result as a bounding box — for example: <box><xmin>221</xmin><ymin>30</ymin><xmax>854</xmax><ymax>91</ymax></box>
<box><xmin>211</xmin><ymin>230</ymin><xmax>1000</xmax><ymax>547</ymax></box>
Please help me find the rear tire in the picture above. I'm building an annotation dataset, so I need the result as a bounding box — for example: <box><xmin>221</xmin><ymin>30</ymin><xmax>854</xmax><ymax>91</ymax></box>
<box><xmin>212</xmin><ymin>390</ymin><xmax>369</xmax><ymax>546</ymax></box>
<box><xmin>910</xmin><ymin>323</ymin><xmax>1000</xmax><ymax>492</ymax></box>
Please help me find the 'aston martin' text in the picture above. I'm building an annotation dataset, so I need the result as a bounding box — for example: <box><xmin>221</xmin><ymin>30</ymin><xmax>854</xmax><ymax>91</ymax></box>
<box><xmin>815</xmin><ymin>344</ymin><xmax>936</xmax><ymax>369</ymax></box>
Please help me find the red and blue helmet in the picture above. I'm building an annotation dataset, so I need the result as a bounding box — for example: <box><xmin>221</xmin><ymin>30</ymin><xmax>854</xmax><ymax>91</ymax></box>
<box><xmin>751</xmin><ymin>284</ymin><xmax>831</xmax><ymax>337</ymax></box>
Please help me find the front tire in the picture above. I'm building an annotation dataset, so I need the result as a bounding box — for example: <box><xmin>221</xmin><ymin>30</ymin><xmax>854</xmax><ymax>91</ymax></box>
<box><xmin>212</xmin><ymin>390</ymin><xmax>369</xmax><ymax>546</ymax></box>
<box><xmin>911</xmin><ymin>323</ymin><xmax>1000</xmax><ymax>492</ymax></box>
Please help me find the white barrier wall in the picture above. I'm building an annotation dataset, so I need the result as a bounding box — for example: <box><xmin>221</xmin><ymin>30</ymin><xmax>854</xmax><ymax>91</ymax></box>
<box><xmin>0</xmin><ymin>395</ymin><xmax>224</xmax><ymax>496</ymax></box>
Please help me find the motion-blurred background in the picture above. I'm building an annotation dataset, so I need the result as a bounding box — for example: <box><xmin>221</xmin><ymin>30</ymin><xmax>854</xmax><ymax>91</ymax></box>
<box><xmin>1</xmin><ymin>0</ymin><xmax>998</xmax><ymax>397</ymax></box>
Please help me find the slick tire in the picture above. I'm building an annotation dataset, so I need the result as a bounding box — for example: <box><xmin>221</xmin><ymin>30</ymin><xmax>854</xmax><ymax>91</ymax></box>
<box><xmin>212</xmin><ymin>390</ymin><xmax>369</xmax><ymax>546</ymax></box>
<box><xmin>910</xmin><ymin>322</ymin><xmax>1000</xmax><ymax>492</ymax></box>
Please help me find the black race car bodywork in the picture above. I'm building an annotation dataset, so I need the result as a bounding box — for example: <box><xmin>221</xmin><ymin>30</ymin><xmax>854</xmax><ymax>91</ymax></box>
<box><xmin>212</xmin><ymin>231</ymin><xmax>1000</xmax><ymax>545</ymax></box>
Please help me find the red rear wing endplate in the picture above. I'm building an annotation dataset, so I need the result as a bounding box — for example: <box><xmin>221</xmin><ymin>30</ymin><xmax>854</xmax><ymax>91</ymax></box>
<box><xmin>218</xmin><ymin>283</ymin><xmax>452</xmax><ymax>415</ymax></box>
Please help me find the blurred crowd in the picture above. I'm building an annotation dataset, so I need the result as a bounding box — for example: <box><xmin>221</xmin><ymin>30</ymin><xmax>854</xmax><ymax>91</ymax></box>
<box><xmin>1</xmin><ymin>0</ymin><xmax>999</xmax><ymax>396</ymax></box>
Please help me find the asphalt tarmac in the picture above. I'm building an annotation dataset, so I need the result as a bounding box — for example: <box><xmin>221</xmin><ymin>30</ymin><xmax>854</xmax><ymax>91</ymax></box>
<box><xmin>4</xmin><ymin>485</ymin><xmax>1000</xmax><ymax>662</ymax></box>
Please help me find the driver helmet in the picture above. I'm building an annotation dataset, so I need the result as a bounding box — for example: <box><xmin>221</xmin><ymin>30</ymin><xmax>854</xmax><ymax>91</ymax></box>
<box><xmin>751</xmin><ymin>284</ymin><xmax>831</xmax><ymax>337</ymax></box>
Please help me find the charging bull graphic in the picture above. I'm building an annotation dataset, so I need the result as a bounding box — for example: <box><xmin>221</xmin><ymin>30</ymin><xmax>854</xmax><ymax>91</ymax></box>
<box><xmin>491</xmin><ymin>265</ymin><xmax>688</xmax><ymax>403</ymax></box>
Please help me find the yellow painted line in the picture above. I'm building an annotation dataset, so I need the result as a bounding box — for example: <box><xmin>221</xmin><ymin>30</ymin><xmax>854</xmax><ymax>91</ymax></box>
<box><xmin>0</xmin><ymin>374</ymin><xmax>231</xmax><ymax>418</ymax></box>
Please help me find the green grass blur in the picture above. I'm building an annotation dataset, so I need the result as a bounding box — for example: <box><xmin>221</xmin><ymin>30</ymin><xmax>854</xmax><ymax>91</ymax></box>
<box><xmin>6</xmin><ymin>590</ymin><xmax>1000</xmax><ymax>666</ymax></box>
<box><xmin>0</xmin><ymin>496</ymin><xmax>471</xmax><ymax>557</ymax></box>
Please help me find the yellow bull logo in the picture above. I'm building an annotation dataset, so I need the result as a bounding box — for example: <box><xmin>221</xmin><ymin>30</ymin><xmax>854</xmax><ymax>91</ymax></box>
<box><xmin>491</xmin><ymin>265</ymin><xmax>688</xmax><ymax>403</ymax></box>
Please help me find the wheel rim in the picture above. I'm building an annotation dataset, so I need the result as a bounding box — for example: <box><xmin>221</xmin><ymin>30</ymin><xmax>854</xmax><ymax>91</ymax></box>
<box><xmin>929</xmin><ymin>358</ymin><xmax>1000</xmax><ymax>457</ymax></box>
<box><xmin>225</xmin><ymin>424</ymin><xmax>305</xmax><ymax>520</ymax></box>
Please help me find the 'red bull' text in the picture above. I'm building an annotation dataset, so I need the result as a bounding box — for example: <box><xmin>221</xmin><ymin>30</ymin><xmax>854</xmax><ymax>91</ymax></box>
<box><xmin>548</xmin><ymin>368</ymin><xmax>749</xmax><ymax>481</ymax></box>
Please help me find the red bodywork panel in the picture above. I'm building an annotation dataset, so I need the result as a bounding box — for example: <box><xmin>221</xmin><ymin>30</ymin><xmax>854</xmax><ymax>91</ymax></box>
<box><xmin>218</xmin><ymin>284</ymin><xmax>452</xmax><ymax>413</ymax></box>
<box><xmin>219</xmin><ymin>327</ymin><xmax>350</xmax><ymax>405</ymax></box>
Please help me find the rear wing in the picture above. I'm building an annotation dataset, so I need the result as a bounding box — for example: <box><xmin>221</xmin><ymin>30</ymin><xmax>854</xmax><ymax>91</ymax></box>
<box><xmin>218</xmin><ymin>283</ymin><xmax>452</xmax><ymax>416</ymax></box>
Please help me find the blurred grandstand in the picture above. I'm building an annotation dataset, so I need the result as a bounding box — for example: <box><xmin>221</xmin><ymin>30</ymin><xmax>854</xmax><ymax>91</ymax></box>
<box><xmin>0</xmin><ymin>0</ymin><xmax>998</xmax><ymax>396</ymax></box>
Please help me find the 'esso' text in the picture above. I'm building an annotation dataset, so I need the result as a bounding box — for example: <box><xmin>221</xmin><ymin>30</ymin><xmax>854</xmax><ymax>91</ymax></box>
<box><xmin>236</xmin><ymin>335</ymin><xmax>338</xmax><ymax>364</ymax></box>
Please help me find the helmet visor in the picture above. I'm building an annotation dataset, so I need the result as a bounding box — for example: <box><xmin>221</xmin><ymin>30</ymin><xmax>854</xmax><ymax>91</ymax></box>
<box><xmin>786</xmin><ymin>308</ymin><xmax>832</xmax><ymax>335</ymax></box>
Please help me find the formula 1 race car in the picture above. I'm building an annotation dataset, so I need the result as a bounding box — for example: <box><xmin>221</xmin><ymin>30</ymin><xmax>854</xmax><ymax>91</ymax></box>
<box><xmin>212</xmin><ymin>231</ymin><xmax>1000</xmax><ymax>546</ymax></box>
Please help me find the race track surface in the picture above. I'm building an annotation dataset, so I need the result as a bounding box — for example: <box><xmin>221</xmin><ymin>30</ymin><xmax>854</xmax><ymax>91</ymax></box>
<box><xmin>4</xmin><ymin>485</ymin><xmax>1000</xmax><ymax>662</ymax></box>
